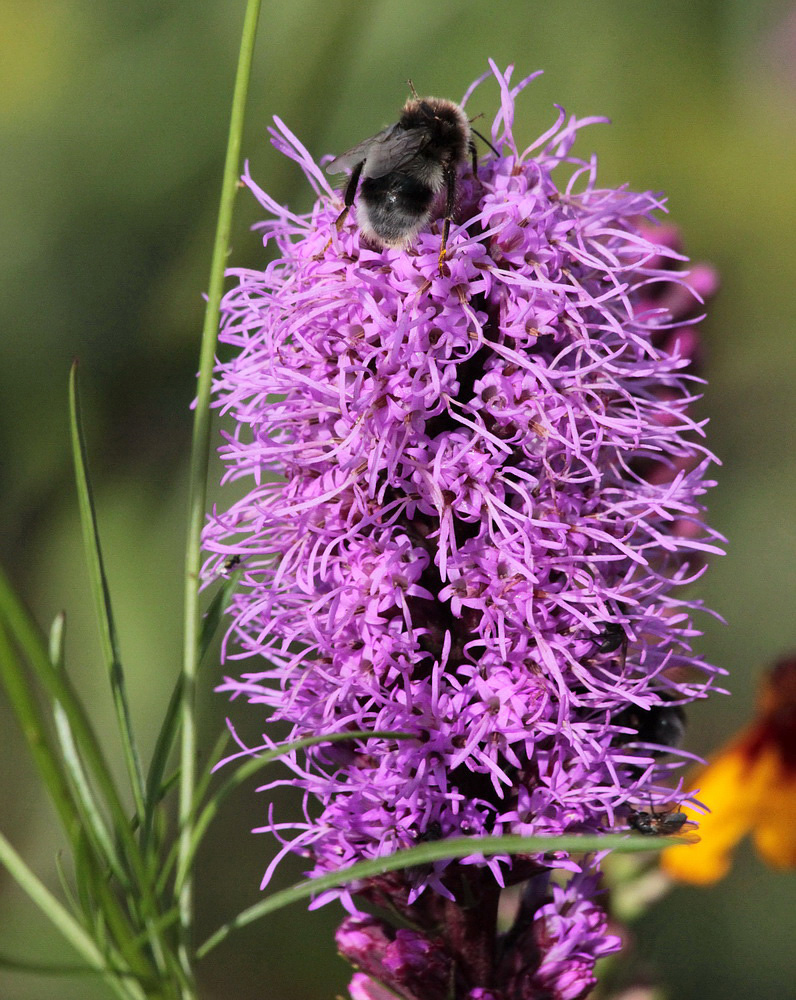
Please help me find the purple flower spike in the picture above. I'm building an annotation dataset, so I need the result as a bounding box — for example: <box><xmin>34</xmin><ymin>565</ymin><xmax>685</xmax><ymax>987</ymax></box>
<box><xmin>204</xmin><ymin>63</ymin><xmax>721</xmax><ymax>999</ymax></box>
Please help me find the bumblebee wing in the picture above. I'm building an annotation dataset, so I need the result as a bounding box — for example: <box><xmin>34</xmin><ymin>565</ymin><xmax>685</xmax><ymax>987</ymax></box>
<box><xmin>362</xmin><ymin>125</ymin><xmax>428</xmax><ymax>178</ymax></box>
<box><xmin>326</xmin><ymin>124</ymin><xmax>428</xmax><ymax>178</ymax></box>
<box><xmin>326</xmin><ymin>126</ymin><xmax>393</xmax><ymax>174</ymax></box>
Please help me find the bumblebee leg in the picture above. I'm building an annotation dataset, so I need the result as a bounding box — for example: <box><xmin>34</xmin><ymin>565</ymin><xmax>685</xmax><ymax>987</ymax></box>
<box><xmin>335</xmin><ymin>160</ymin><xmax>364</xmax><ymax>233</ymax></box>
<box><xmin>469</xmin><ymin>139</ymin><xmax>478</xmax><ymax>179</ymax></box>
<box><xmin>317</xmin><ymin>161</ymin><xmax>365</xmax><ymax>259</ymax></box>
<box><xmin>438</xmin><ymin>164</ymin><xmax>457</xmax><ymax>272</ymax></box>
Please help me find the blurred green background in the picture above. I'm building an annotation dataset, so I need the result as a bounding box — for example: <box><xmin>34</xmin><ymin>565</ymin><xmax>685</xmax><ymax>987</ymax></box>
<box><xmin>2</xmin><ymin>1</ymin><xmax>795</xmax><ymax>997</ymax></box>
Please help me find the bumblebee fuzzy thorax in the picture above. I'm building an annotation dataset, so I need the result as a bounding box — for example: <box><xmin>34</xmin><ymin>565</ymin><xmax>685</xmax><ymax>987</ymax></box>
<box><xmin>398</xmin><ymin>98</ymin><xmax>472</xmax><ymax>173</ymax></box>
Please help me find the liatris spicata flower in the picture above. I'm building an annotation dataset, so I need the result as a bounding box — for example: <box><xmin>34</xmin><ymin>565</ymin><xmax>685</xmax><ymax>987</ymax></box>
<box><xmin>204</xmin><ymin>62</ymin><xmax>722</xmax><ymax>998</ymax></box>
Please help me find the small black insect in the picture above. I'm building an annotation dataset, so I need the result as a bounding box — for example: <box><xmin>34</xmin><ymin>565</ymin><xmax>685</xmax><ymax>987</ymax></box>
<box><xmin>592</xmin><ymin>621</ymin><xmax>627</xmax><ymax>655</ymax></box>
<box><xmin>326</xmin><ymin>84</ymin><xmax>488</xmax><ymax>269</ymax></box>
<box><xmin>590</xmin><ymin>621</ymin><xmax>629</xmax><ymax>672</ymax></box>
<box><xmin>223</xmin><ymin>554</ymin><xmax>241</xmax><ymax>572</ymax></box>
<box><xmin>628</xmin><ymin>808</ymin><xmax>690</xmax><ymax>837</ymax></box>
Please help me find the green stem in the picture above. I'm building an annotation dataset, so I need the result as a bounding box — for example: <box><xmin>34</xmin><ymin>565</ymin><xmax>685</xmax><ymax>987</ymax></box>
<box><xmin>177</xmin><ymin>0</ymin><xmax>262</xmax><ymax>981</ymax></box>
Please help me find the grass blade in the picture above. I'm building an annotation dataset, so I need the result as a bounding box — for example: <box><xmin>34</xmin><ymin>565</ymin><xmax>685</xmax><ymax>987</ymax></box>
<box><xmin>197</xmin><ymin>830</ymin><xmax>695</xmax><ymax>959</ymax></box>
<box><xmin>52</xmin><ymin>693</ymin><xmax>128</xmax><ymax>886</ymax></box>
<box><xmin>141</xmin><ymin>672</ymin><xmax>183</xmax><ymax>854</ymax></box>
<box><xmin>0</xmin><ymin>612</ymin><xmax>80</xmax><ymax>839</ymax></box>
<box><xmin>0</xmin><ymin>570</ymin><xmax>138</xmax><ymax>866</ymax></box>
<box><xmin>49</xmin><ymin>614</ymin><xmax>128</xmax><ymax>887</ymax></box>
<box><xmin>48</xmin><ymin>610</ymin><xmax>66</xmax><ymax>668</ymax></box>
<box><xmin>199</xmin><ymin>569</ymin><xmax>241</xmax><ymax>665</ymax></box>
<box><xmin>70</xmin><ymin>839</ymin><xmax>155</xmax><ymax>984</ymax></box>
<box><xmin>0</xmin><ymin>568</ymin><xmax>174</xmax><ymax>979</ymax></box>
<box><xmin>190</xmin><ymin>729</ymin><xmax>230</xmax><ymax>816</ymax></box>
<box><xmin>68</xmin><ymin>361</ymin><xmax>146</xmax><ymax>822</ymax></box>
<box><xmin>54</xmin><ymin>849</ymin><xmax>81</xmax><ymax>924</ymax></box>
<box><xmin>0</xmin><ymin>832</ymin><xmax>147</xmax><ymax>1000</ymax></box>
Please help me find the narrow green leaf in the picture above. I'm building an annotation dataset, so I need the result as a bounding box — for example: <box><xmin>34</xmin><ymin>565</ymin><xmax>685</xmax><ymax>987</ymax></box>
<box><xmin>128</xmin><ymin>907</ymin><xmax>181</xmax><ymax>949</ymax></box>
<box><xmin>141</xmin><ymin>672</ymin><xmax>184</xmax><ymax>853</ymax></box>
<box><xmin>68</xmin><ymin>361</ymin><xmax>147</xmax><ymax>823</ymax></box>
<box><xmin>158</xmin><ymin>769</ymin><xmax>181</xmax><ymax>800</ymax></box>
<box><xmin>54</xmin><ymin>850</ymin><xmax>81</xmax><ymax>924</ymax></box>
<box><xmin>197</xmin><ymin>831</ymin><xmax>694</xmax><ymax>958</ymax></box>
<box><xmin>191</xmin><ymin>729</ymin><xmax>231</xmax><ymax>815</ymax></box>
<box><xmin>175</xmin><ymin>730</ymin><xmax>412</xmax><ymax>892</ymax></box>
<box><xmin>53</xmin><ymin>695</ymin><xmax>128</xmax><ymax>887</ymax></box>
<box><xmin>70</xmin><ymin>832</ymin><xmax>155</xmax><ymax>985</ymax></box>
<box><xmin>0</xmin><ymin>612</ymin><xmax>81</xmax><ymax>839</ymax></box>
<box><xmin>0</xmin><ymin>573</ymin><xmax>126</xmax><ymax>836</ymax></box>
<box><xmin>0</xmin><ymin>954</ymin><xmax>116</xmax><ymax>977</ymax></box>
<box><xmin>125</xmin><ymin>907</ymin><xmax>194</xmax><ymax>999</ymax></box>
<box><xmin>51</xmin><ymin>615</ymin><xmax>143</xmax><ymax>954</ymax></box>
<box><xmin>72</xmin><ymin>829</ymin><xmax>98</xmax><ymax>925</ymax></box>
<box><xmin>0</xmin><ymin>569</ymin><xmax>174</xmax><ymax>975</ymax></box>
<box><xmin>49</xmin><ymin>612</ymin><xmax>162</xmax><ymax>977</ymax></box>
<box><xmin>0</xmin><ymin>832</ymin><xmax>147</xmax><ymax>1000</ymax></box>
<box><xmin>50</xmin><ymin>615</ymin><xmax>129</xmax><ymax>888</ymax></box>
<box><xmin>68</xmin><ymin>371</ymin><xmax>182</xmax><ymax>972</ymax></box>
<box><xmin>48</xmin><ymin>611</ymin><xmax>66</xmax><ymax>668</ymax></box>
<box><xmin>199</xmin><ymin>571</ymin><xmax>241</xmax><ymax>665</ymax></box>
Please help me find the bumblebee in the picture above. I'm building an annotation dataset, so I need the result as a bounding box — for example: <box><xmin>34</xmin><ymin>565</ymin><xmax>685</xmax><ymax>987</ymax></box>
<box><xmin>326</xmin><ymin>86</ymin><xmax>480</xmax><ymax>268</ymax></box>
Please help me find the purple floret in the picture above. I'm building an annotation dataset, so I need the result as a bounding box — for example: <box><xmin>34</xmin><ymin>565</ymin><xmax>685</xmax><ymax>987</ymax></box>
<box><xmin>203</xmin><ymin>61</ymin><xmax>721</xmax><ymax>999</ymax></box>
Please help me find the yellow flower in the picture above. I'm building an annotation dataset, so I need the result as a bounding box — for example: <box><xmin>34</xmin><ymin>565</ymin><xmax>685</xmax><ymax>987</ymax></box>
<box><xmin>662</xmin><ymin>655</ymin><xmax>796</xmax><ymax>884</ymax></box>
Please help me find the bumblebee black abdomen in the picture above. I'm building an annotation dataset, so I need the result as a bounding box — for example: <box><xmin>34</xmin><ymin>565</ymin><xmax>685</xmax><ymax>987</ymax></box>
<box><xmin>358</xmin><ymin>172</ymin><xmax>437</xmax><ymax>246</ymax></box>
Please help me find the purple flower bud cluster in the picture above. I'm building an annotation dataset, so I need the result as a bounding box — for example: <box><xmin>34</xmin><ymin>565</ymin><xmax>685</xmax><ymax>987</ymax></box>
<box><xmin>203</xmin><ymin>62</ymin><xmax>721</xmax><ymax>998</ymax></box>
<box><xmin>337</xmin><ymin>871</ymin><xmax>620</xmax><ymax>1000</ymax></box>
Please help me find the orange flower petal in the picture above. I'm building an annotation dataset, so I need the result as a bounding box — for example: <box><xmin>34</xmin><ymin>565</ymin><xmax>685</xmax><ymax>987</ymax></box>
<box><xmin>664</xmin><ymin>656</ymin><xmax>796</xmax><ymax>883</ymax></box>
<box><xmin>751</xmin><ymin>760</ymin><xmax>796</xmax><ymax>868</ymax></box>
<box><xmin>661</xmin><ymin>735</ymin><xmax>766</xmax><ymax>884</ymax></box>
